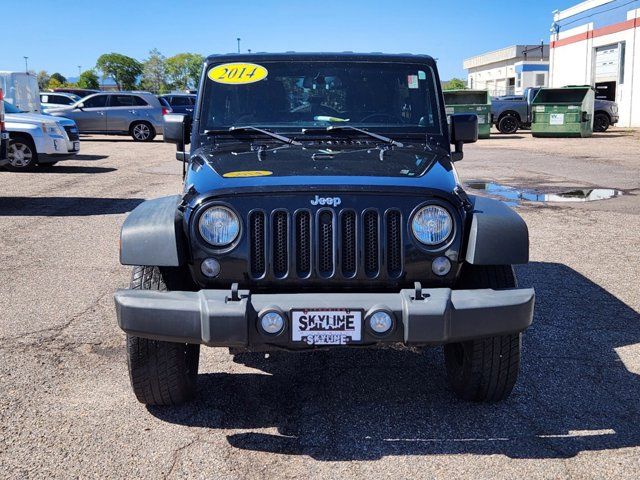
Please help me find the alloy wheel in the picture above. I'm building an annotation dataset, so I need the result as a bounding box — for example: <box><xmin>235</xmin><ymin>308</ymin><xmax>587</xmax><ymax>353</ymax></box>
<box><xmin>133</xmin><ymin>123</ymin><xmax>151</xmax><ymax>140</ymax></box>
<box><xmin>8</xmin><ymin>142</ymin><xmax>34</xmax><ymax>168</ymax></box>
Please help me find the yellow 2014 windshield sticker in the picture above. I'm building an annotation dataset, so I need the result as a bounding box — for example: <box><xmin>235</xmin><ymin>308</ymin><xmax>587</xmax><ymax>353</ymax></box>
<box><xmin>223</xmin><ymin>170</ymin><xmax>273</xmax><ymax>178</ymax></box>
<box><xmin>208</xmin><ymin>63</ymin><xmax>268</xmax><ymax>85</ymax></box>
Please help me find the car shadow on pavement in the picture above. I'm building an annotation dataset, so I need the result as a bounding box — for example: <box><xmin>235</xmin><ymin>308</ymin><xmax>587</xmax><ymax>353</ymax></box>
<box><xmin>0</xmin><ymin>197</ymin><xmax>144</xmax><ymax>216</ymax></box>
<box><xmin>2</xmin><ymin>166</ymin><xmax>116</xmax><ymax>174</ymax></box>
<box><xmin>79</xmin><ymin>137</ymin><xmax>163</xmax><ymax>143</ymax></box>
<box><xmin>68</xmin><ymin>154</ymin><xmax>110</xmax><ymax>161</ymax></box>
<box><xmin>149</xmin><ymin>261</ymin><xmax>640</xmax><ymax>460</ymax></box>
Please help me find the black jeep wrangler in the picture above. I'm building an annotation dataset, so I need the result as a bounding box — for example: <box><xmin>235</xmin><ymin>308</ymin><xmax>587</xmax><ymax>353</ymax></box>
<box><xmin>115</xmin><ymin>53</ymin><xmax>534</xmax><ymax>405</ymax></box>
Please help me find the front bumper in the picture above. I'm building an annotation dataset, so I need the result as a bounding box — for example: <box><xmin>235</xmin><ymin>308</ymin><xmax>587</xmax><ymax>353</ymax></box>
<box><xmin>35</xmin><ymin>134</ymin><xmax>80</xmax><ymax>158</ymax></box>
<box><xmin>114</xmin><ymin>286</ymin><xmax>535</xmax><ymax>348</ymax></box>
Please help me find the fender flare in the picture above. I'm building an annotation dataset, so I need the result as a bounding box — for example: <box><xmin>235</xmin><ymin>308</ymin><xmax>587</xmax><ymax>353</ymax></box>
<box><xmin>120</xmin><ymin>195</ymin><xmax>186</xmax><ymax>266</ymax></box>
<box><xmin>465</xmin><ymin>195</ymin><xmax>529</xmax><ymax>265</ymax></box>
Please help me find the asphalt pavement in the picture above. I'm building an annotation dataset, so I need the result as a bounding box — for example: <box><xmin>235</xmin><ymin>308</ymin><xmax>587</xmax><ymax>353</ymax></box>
<box><xmin>1</xmin><ymin>130</ymin><xmax>639</xmax><ymax>479</ymax></box>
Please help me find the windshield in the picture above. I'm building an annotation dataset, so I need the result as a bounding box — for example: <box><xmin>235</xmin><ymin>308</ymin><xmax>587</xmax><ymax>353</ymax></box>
<box><xmin>199</xmin><ymin>60</ymin><xmax>441</xmax><ymax>136</ymax></box>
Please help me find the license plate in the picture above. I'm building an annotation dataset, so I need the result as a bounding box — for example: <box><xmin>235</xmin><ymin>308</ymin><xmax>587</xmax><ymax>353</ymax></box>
<box><xmin>291</xmin><ymin>309</ymin><xmax>362</xmax><ymax>345</ymax></box>
<box><xmin>73</xmin><ymin>141</ymin><xmax>80</xmax><ymax>151</ymax></box>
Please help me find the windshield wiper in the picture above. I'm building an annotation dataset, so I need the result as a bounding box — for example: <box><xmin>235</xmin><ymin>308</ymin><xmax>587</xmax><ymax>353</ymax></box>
<box><xmin>302</xmin><ymin>126</ymin><xmax>403</xmax><ymax>148</ymax></box>
<box><xmin>204</xmin><ymin>126</ymin><xmax>302</xmax><ymax>146</ymax></box>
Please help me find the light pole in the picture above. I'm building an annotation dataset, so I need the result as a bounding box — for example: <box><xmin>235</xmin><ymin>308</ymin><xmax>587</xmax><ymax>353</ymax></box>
<box><xmin>23</xmin><ymin>56</ymin><xmax>28</xmax><ymax>73</ymax></box>
<box><xmin>78</xmin><ymin>65</ymin><xmax>82</xmax><ymax>76</ymax></box>
<box><xmin>237</xmin><ymin>37</ymin><xmax>241</xmax><ymax>53</ymax></box>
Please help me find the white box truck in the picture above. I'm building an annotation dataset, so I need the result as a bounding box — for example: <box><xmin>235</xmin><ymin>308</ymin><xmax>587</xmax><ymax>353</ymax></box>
<box><xmin>0</xmin><ymin>71</ymin><xmax>41</xmax><ymax>113</ymax></box>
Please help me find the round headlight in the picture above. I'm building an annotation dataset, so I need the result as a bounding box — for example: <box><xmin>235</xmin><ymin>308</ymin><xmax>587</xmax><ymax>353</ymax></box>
<box><xmin>412</xmin><ymin>205</ymin><xmax>453</xmax><ymax>245</ymax></box>
<box><xmin>198</xmin><ymin>206</ymin><xmax>240</xmax><ymax>246</ymax></box>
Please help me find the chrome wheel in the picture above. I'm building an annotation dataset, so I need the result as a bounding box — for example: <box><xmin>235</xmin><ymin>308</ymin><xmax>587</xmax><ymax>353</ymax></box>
<box><xmin>132</xmin><ymin>123</ymin><xmax>151</xmax><ymax>141</ymax></box>
<box><xmin>8</xmin><ymin>141</ymin><xmax>34</xmax><ymax>168</ymax></box>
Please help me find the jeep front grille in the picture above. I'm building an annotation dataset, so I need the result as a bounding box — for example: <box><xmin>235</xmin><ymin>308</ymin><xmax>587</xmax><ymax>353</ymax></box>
<box><xmin>248</xmin><ymin>208</ymin><xmax>403</xmax><ymax>280</ymax></box>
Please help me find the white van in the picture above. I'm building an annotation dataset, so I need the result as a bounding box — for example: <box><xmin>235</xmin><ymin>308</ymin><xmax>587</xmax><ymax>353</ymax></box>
<box><xmin>0</xmin><ymin>71</ymin><xmax>41</xmax><ymax>113</ymax></box>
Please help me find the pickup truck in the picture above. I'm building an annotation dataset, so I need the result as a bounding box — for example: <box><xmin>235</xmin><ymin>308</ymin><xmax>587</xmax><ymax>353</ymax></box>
<box><xmin>492</xmin><ymin>87</ymin><xmax>618</xmax><ymax>134</ymax></box>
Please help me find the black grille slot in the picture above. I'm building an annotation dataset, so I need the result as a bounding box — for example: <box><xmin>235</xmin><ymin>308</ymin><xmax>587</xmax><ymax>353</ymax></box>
<box><xmin>363</xmin><ymin>210</ymin><xmax>379</xmax><ymax>277</ymax></box>
<box><xmin>318</xmin><ymin>211</ymin><xmax>334</xmax><ymax>276</ymax></box>
<box><xmin>272</xmin><ymin>211</ymin><xmax>288</xmax><ymax>277</ymax></box>
<box><xmin>295</xmin><ymin>211</ymin><xmax>311</xmax><ymax>277</ymax></box>
<box><xmin>249</xmin><ymin>211</ymin><xmax>266</xmax><ymax>278</ymax></box>
<box><xmin>341</xmin><ymin>211</ymin><xmax>356</xmax><ymax>277</ymax></box>
<box><xmin>63</xmin><ymin>125</ymin><xmax>79</xmax><ymax>141</ymax></box>
<box><xmin>386</xmin><ymin>210</ymin><xmax>402</xmax><ymax>278</ymax></box>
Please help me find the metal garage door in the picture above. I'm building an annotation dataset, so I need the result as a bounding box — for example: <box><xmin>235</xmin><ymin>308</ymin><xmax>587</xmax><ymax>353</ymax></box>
<box><xmin>594</xmin><ymin>44</ymin><xmax>619</xmax><ymax>82</ymax></box>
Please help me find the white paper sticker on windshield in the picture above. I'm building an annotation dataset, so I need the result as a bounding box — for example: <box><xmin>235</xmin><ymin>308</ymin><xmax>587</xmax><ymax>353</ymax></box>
<box><xmin>418</xmin><ymin>70</ymin><xmax>426</xmax><ymax>80</ymax></box>
<box><xmin>407</xmin><ymin>75</ymin><xmax>419</xmax><ymax>89</ymax></box>
<box><xmin>550</xmin><ymin>113</ymin><xmax>565</xmax><ymax>125</ymax></box>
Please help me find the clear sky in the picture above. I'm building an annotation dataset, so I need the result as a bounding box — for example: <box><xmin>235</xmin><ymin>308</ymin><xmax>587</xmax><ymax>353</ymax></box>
<box><xmin>1</xmin><ymin>0</ymin><xmax>579</xmax><ymax>80</ymax></box>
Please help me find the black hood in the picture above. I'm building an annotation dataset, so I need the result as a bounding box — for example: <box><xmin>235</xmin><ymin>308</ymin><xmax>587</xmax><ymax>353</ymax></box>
<box><xmin>195</xmin><ymin>141</ymin><xmax>446</xmax><ymax>178</ymax></box>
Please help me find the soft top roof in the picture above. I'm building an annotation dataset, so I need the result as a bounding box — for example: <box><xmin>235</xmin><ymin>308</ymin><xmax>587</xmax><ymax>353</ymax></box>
<box><xmin>205</xmin><ymin>52</ymin><xmax>437</xmax><ymax>66</ymax></box>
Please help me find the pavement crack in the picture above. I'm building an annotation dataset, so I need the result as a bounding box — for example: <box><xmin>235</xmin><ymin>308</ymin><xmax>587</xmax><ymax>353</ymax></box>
<box><xmin>165</xmin><ymin>435</ymin><xmax>203</xmax><ymax>479</ymax></box>
<box><xmin>0</xmin><ymin>289</ymin><xmax>112</xmax><ymax>347</ymax></box>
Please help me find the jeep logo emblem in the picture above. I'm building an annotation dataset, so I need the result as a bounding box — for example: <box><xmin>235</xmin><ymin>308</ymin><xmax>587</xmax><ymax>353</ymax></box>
<box><xmin>310</xmin><ymin>195</ymin><xmax>341</xmax><ymax>207</ymax></box>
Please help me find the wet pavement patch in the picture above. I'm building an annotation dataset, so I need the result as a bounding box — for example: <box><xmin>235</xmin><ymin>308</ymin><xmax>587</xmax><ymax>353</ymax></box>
<box><xmin>465</xmin><ymin>181</ymin><xmax>623</xmax><ymax>206</ymax></box>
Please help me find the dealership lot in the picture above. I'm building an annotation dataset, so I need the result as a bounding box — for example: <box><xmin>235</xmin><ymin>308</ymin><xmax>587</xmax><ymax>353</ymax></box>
<box><xmin>1</xmin><ymin>131</ymin><xmax>639</xmax><ymax>478</ymax></box>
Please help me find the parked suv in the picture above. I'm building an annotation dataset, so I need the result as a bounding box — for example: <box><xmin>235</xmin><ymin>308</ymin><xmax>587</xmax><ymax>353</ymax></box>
<box><xmin>47</xmin><ymin>91</ymin><xmax>167</xmax><ymax>141</ymax></box>
<box><xmin>114</xmin><ymin>53</ymin><xmax>535</xmax><ymax>406</ymax></box>
<box><xmin>53</xmin><ymin>88</ymin><xmax>100</xmax><ymax>98</ymax></box>
<box><xmin>158</xmin><ymin>94</ymin><xmax>196</xmax><ymax>115</ymax></box>
<box><xmin>40</xmin><ymin>92</ymin><xmax>81</xmax><ymax>112</ymax></box>
<box><xmin>3</xmin><ymin>101</ymin><xmax>79</xmax><ymax>170</ymax></box>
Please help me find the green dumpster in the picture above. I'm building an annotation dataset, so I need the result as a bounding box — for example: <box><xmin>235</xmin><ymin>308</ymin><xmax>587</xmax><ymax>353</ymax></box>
<box><xmin>444</xmin><ymin>90</ymin><xmax>491</xmax><ymax>139</ymax></box>
<box><xmin>531</xmin><ymin>87</ymin><xmax>594</xmax><ymax>138</ymax></box>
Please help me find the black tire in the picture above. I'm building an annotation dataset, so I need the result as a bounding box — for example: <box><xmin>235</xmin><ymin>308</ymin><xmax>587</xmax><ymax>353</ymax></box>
<box><xmin>497</xmin><ymin>115</ymin><xmax>519</xmax><ymax>134</ymax></box>
<box><xmin>130</xmin><ymin>121</ymin><xmax>156</xmax><ymax>142</ymax></box>
<box><xmin>593</xmin><ymin>112</ymin><xmax>610</xmax><ymax>132</ymax></box>
<box><xmin>4</xmin><ymin>135</ymin><xmax>38</xmax><ymax>171</ymax></box>
<box><xmin>126</xmin><ymin>266</ymin><xmax>200</xmax><ymax>406</ymax></box>
<box><xmin>444</xmin><ymin>265</ymin><xmax>522</xmax><ymax>402</ymax></box>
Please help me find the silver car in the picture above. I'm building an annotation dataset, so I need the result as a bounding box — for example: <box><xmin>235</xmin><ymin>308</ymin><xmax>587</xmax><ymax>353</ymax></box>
<box><xmin>47</xmin><ymin>91</ymin><xmax>168</xmax><ymax>141</ymax></box>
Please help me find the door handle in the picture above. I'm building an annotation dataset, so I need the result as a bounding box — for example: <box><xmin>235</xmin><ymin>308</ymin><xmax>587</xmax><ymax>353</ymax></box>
<box><xmin>97</xmin><ymin>111</ymin><xmax>105</xmax><ymax>115</ymax></box>
<box><xmin>128</xmin><ymin>110</ymin><xmax>137</xmax><ymax>114</ymax></box>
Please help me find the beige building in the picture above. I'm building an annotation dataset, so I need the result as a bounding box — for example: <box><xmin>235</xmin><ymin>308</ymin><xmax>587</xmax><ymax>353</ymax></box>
<box><xmin>463</xmin><ymin>45</ymin><xmax>550</xmax><ymax>96</ymax></box>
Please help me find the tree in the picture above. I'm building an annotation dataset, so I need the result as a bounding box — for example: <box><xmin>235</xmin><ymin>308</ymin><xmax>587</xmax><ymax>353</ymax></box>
<box><xmin>443</xmin><ymin>78</ymin><xmax>466</xmax><ymax>90</ymax></box>
<box><xmin>140</xmin><ymin>48</ymin><xmax>168</xmax><ymax>93</ymax></box>
<box><xmin>77</xmin><ymin>70</ymin><xmax>100</xmax><ymax>89</ymax></box>
<box><xmin>96</xmin><ymin>53</ymin><xmax>143</xmax><ymax>90</ymax></box>
<box><xmin>47</xmin><ymin>77</ymin><xmax>63</xmax><ymax>90</ymax></box>
<box><xmin>50</xmin><ymin>72</ymin><xmax>67</xmax><ymax>85</ymax></box>
<box><xmin>165</xmin><ymin>53</ymin><xmax>204</xmax><ymax>90</ymax></box>
<box><xmin>37</xmin><ymin>71</ymin><xmax>50</xmax><ymax>90</ymax></box>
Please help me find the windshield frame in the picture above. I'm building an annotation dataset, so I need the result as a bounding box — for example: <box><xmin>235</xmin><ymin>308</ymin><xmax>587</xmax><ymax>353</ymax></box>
<box><xmin>195</xmin><ymin>58</ymin><xmax>446</xmax><ymax>141</ymax></box>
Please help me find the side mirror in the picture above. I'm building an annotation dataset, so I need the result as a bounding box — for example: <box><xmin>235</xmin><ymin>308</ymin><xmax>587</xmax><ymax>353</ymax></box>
<box><xmin>449</xmin><ymin>113</ymin><xmax>478</xmax><ymax>162</ymax></box>
<box><xmin>163</xmin><ymin>113</ymin><xmax>192</xmax><ymax>161</ymax></box>
<box><xmin>76</xmin><ymin>103</ymin><xmax>84</xmax><ymax>110</ymax></box>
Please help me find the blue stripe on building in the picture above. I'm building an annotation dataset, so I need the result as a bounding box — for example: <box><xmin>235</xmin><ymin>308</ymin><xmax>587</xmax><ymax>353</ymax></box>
<box><xmin>557</xmin><ymin>0</ymin><xmax>640</xmax><ymax>31</ymax></box>
<box><xmin>515</xmin><ymin>64</ymin><xmax>550</xmax><ymax>73</ymax></box>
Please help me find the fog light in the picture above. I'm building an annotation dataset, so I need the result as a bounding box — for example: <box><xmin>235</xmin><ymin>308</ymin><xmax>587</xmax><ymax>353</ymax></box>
<box><xmin>369</xmin><ymin>311</ymin><xmax>393</xmax><ymax>334</ymax></box>
<box><xmin>201</xmin><ymin>258</ymin><xmax>221</xmax><ymax>278</ymax></box>
<box><xmin>432</xmin><ymin>256</ymin><xmax>451</xmax><ymax>276</ymax></box>
<box><xmin>260</xmin><ymin>311</ymin><xmax>285</xmax><ymax>335</ymax></box>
